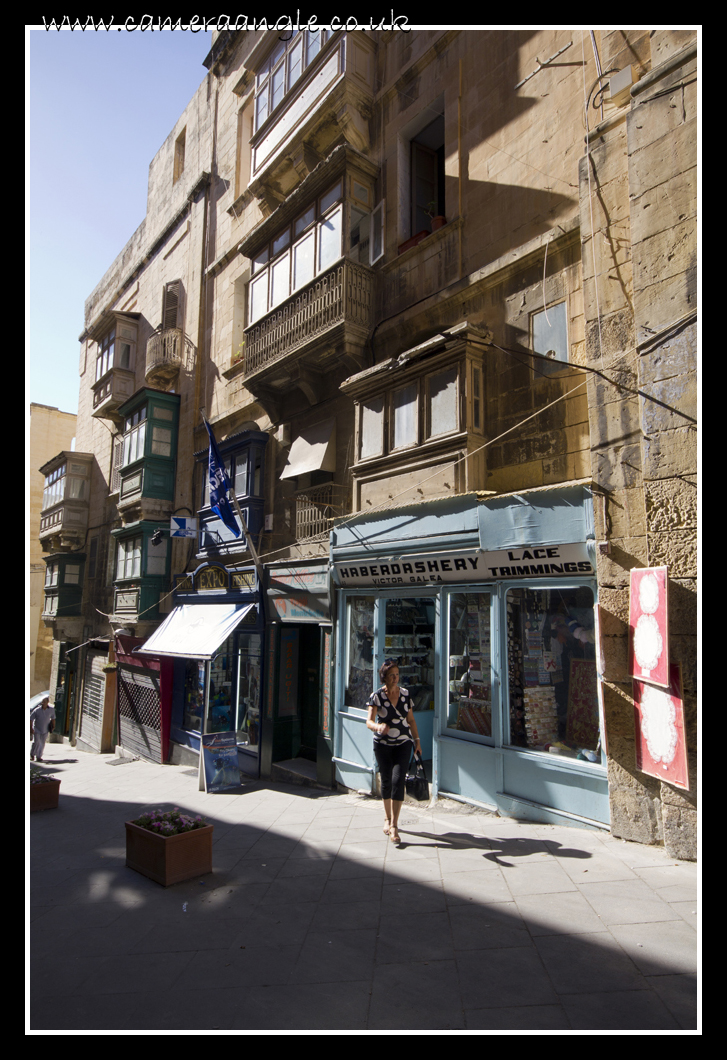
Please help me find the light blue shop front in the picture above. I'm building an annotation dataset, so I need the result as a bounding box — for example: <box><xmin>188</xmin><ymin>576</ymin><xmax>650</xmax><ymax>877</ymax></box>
<box><xmin>331</xmin><ymin>485</ymin><xmax>609</xmax><ymax>830</ymax></box>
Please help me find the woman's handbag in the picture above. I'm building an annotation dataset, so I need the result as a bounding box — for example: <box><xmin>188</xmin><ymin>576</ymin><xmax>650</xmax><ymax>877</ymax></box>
<box><xmin>405</xmin><ymin>750</ymin><xmax>429</xmax><ymax>802</ymax></box>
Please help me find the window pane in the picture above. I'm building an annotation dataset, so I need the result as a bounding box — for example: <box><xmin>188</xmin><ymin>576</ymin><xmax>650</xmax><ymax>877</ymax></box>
<box><xmin>384</xmin><ymin>598</ymin><xmax>435</xmax><ymax>711</ymax></box>
<box><xmin>289</xmin><ymin>38</ymin><xmax>303</xmax><ymax>86</ymax></box>
<box><xmin>67</xmin><ymin>477</ymin><xmax>85</xmax><ymax>500</ymax></box>
<box><xmin>271</xmin><ymin>62</ymin><xmax>286</xmax><ymax>110</ymax></box>
<box><xmin>64</xmin><ymin>565</ymin><xmax>80</xmax><ymax>585</ymax></box>
<box><xmin>317</xmin><ymin>205</ymin><xmax>342</xmax><ymax>272</ymax></box>
<box><xmin>272</xmin><ymin>229</ymin><xmax>290</xmax><ymax>256</ymax></box>
<box><xmin>292</xmin><ymin>231</ymin><xmax>315</xmax><ymax>290</ymax></box>
<box><xmin>252</xmin><ymin>246</ymin><xmax>269</xmax><ymax>274</ymax></box>
<box><xmin>320</xmin><ymin>181</ymin><xmax>342</xmax><ymax>214</ymax></box>
<box><xmin>134</xmin><ymin>422</ymin><xmax>147</xmax><ymax>461</ymax></box>
<box><xmin>393</xmin><ymin>384</ymin><xmax>417</xmax><ymax>449</ymax></box>
<box><xmin>232</xmin><ymin>450</ymin><xmax>248</xmax><ymax>497</ymax></box>
<box><xmin>306</xmin><ymin>29</ymin><xmax>321</xmax><ymax>64</ymax></box>
<box><xmin>429</xmin><ymin>367</ymin><xmax>458</xmax><ymax>436</ymax></box>
<box><xmin>249</xmin><ymin>271</ymin><xmax>269</xmax><ymax>323</ymax></box>
<box><xmin>447</xmin><ymin>593</ymin><xmax>492</xmax><ymax>737</ymax></box>
<box><xmin>255</xmin><ymin>82</ymin><xmax>269</xmax><ymax>128</ymax></box>
<box><xmin>345</xmin><ymin>597</ymin><xmax>375</xmax><ymax>709</ymax></box>
<box><xmin>507</xmin><ymin>587</ymin><xmax>600</xmax><ymax>761</ymax></box>
<box><xmin>294</xmin><ymin>205</ymin><xmax>315</xmax><ymax>238</ymax></box>
<box><xmin>131</xmin><ymin>537</ymin><xmax>142</xmax><ymax>577</ymax></box>
<box><xmin>270</xmin><ymin>253</ymin><xmax>291</xmax><ymax>308</ymax></box>
<box><xmin>360</xmin><ymin>396</ymin><xmax>384</xmax><ymax>459</ymax></box>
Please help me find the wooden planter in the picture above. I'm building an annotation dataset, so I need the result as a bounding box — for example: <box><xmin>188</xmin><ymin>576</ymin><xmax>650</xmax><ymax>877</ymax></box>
<box><xmin>125</xmin><ymin>821</ymin><xmax>214</xmax><ymax>886</ymax></box>
<box><xmin>30</xmin><ymin>778</ymin><xmax>61</xmax><ymax>812</ymax></box>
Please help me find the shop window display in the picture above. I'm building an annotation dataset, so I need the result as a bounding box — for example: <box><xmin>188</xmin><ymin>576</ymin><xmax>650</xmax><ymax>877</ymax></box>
<box><xmin>345</xmin><ymin>596</ymin><xmax>375</xmax><ymax>709</ymax></box>
<box><xmin>180</xmin><ymin>632</ymin><xmax>262</xmax><ymax>754</ymax></box>
<box><xmin>447</xmin><ymin>592</ymin><xmax>492</xmax><ymax>738</ymax></box>
<box><xmin>207</xmin><ymin>633</ymin><xmax>236</xmax><ymax>733</ymax></box>
<box><xmin>183</xmin><ymin>660</ymin><xmax>205</xmax><ymax>733</ymax></box>
<box><xmin>507</xmin><ymin>586</ymin><xmax>600</xmax><ymax>762</ymax></box>
<box><xmin>384</xmin><ymin>598</ymin><xmax>435</xmax><ymax>712</ymax></box>
<box><xmin>236</xmin><ymin>634</ymin><xmax>262</xmax><ymax>753</ymax></box>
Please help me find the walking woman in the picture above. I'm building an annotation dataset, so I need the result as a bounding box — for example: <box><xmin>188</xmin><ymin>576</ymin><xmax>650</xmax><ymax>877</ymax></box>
<box><xmin>366</xmin><ymin>660</ymin><xmax>422</xmax><ymax>845</ymax></box>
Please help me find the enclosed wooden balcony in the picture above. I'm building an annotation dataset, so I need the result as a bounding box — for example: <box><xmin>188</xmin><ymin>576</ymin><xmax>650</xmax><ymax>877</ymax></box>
<box><xmin>243</xmin><ymin>259</ymin><xmax>373</xmax><ymax>384</ymax></box>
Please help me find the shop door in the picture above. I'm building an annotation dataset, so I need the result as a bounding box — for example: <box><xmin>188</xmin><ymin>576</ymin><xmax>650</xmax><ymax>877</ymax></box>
<box><xmin>118</xmin><ymin>665</ymin><xmax>162</xmax><ymax>763</ymax></box>
<box><xmin>78</xmin><ymin>650</ymin><xmax>105</xmax><ymax>751</ymax></box>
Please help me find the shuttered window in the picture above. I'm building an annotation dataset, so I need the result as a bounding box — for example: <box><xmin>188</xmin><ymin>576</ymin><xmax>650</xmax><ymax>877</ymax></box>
<box><xmin>162</xmin><ymin>281</ymin><xmax>181</xmax><ymax>329</ymax></box>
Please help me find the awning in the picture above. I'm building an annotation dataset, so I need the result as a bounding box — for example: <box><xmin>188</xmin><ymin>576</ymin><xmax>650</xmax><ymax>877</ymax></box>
<box><xmin>135</xmin><ymin>603</ymin><xmax>255</xmax><ymax>660</ymax></box>
<box><xmin>280</xmin><ymin>419</ymin><xmax>336</xmax><ymax>479</ymax></box>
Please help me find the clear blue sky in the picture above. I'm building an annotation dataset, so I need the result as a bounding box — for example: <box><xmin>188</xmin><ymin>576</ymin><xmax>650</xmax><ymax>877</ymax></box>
<box><xmin>27</xmin><ymin>26</ymin><xmax>214</xmax><ymax>416</ymax></box>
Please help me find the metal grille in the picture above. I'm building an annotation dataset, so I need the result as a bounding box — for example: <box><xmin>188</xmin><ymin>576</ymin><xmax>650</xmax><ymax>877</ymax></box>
<box><xmin>117</xmin><ymin>666</ymin><xmax>162</xmax><ymax>763</ymax></box>
<box><xmin>79</xmin><ymin>651</ymin><xmax>106</xmax><ymax>751</ymax></box>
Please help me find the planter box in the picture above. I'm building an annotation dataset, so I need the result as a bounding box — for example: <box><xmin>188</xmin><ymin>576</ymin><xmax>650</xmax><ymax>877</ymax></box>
<box><xmin>30</xmin><ymin>778</ymin><xmax>60</xmax><ymax>812</ymax></box>
<box><xmin>125</xmin><ymin>821</ymin><xmax>214</xmax><ymax>886</ymax></box>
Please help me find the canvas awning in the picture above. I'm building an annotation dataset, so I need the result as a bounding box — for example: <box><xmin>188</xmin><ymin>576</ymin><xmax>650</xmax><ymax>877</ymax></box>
<box><xmin>280</xmin><ymin>419</ymin><xmax>336</xmax><ymax>479</ymax></box>
<box><xmin>135</xmin><ymin>603</ymin><xmax>255</xmax><ymax>660</ymax></box>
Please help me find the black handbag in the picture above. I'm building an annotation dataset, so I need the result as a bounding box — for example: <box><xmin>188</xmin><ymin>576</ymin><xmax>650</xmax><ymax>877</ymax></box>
<box><xmin>405</xmin><ymin>750</ymin><xmax>429</xmax><ymax>801</ymax></box>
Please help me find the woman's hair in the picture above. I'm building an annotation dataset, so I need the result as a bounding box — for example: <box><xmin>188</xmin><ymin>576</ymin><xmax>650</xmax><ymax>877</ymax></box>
<box><xmin>379</xmin><ymin>659</ymin><xmax>399</xmax><ymax>682</ymax></box>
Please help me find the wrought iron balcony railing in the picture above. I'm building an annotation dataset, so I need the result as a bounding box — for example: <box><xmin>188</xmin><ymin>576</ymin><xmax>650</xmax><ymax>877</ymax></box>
<box><xmin>295</xmin><ymin>482</ymin><xmax>349</xmax><ymax>541</ymax></box>
<box><xmin>243</xmin><ymin>260</ymin><xmax>373</xmax><ymax>377</ymax></box>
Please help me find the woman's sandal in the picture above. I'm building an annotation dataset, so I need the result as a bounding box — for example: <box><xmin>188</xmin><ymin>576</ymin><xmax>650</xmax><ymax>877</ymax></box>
<box><xmin>390</xmin><ymin>829</ymin><xmax>401</xmax><ymax>844</ymax></box>
<box><xmin>383</xmin><ymin>822</ymin><xmax>390</xmax><ymax>835</ymax></box>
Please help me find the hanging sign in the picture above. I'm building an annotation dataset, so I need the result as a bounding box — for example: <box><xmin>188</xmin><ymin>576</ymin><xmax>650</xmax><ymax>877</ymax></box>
<box><xmin>170</xmin><ymin>516</ymin><xmax>198</xmax><ymax>538</ymax></box>
<box><xmin>634</xmin><ymin>663</ymin><xmax>688</xmax><ymax>790</ymax></box>
<box><xmin>200</xmin><ymin>731</ymin><xmax>242</xmax><ymax>793</ymax></box>
<box><xmin>629</xmin><ymin>566</ymin><xmax>669</xmax><ymax>687</ymax></box>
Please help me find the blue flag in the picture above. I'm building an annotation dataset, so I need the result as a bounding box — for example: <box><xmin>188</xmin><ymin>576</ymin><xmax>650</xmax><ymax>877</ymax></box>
<box><xmin>203</xmin><ymin>418</ymin><xmax>241</xmax><ymax>539</ymax></box>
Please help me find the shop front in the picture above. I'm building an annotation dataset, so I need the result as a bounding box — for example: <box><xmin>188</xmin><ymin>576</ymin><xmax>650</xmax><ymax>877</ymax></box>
<box><xmin>137</xmin><ymin>561</ymin><xmax>264</xmax><ymax>777</ymax></box>
<box><xmin>331</xmin><ymin>486</ymin><xmax>609</xmax><ymax>829</ymax></box>
<box><xmin>263</xmin><ymin>560</ymin><xmax>334</xmax><ymax>786</ymax></box>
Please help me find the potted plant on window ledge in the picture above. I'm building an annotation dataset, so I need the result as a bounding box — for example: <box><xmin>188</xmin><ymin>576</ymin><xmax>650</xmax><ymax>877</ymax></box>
<box><xmin>30</xmin><ymin>765</ymin><xmax>61</xmax><ymax>811</ymax></box>
<box><xmin>125</xmin><ymin>807</ymin><xmax>213</xmax><ymax>886</ymax></box>
<box><xmin>427</xmin><ymin>201</ymin><xmax>446</xmax><ymax>231</ymax></box>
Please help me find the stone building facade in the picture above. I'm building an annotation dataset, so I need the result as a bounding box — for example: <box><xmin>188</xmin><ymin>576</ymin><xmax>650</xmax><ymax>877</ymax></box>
<box><xmin>29</xmin><ymin>403</ymin><xmax>77</xmax><ymax>696</ymax></box>
<box><xmin>39</xmin><ymin>29</ymin><xmax>697</xmax><ymax>857</ymax></box>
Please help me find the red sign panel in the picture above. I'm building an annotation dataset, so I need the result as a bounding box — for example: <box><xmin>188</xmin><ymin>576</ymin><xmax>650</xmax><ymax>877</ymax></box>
<box><xmin>634</xmin><ymin>664</ymin><xmax>689</xmax><ymax>790</ymax></box>
<box><xmin>629</xmin><ymin>566</ymin><xmax>670</xmax><ymax>688</ymax></box>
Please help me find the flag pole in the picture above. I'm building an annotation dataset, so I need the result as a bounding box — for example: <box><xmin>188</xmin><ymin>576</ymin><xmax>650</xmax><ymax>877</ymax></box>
<box><xmin>229</xmin><ymin>489</ymin><xmax>263</xmax><ymax>580</ymax></box>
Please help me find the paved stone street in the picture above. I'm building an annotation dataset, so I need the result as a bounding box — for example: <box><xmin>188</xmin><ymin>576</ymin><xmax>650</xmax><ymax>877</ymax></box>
<box><xmin>29</xmin><ymin>747</ymin><xmax>699</xmax><ymax>1032</ymax></box>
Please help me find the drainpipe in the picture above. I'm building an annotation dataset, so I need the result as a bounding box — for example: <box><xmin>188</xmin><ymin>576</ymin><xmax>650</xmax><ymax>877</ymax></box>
<box><xmin>458</xmin><ymin>58</ymin><xmax>463</xmax><ymax>280</ymax></box>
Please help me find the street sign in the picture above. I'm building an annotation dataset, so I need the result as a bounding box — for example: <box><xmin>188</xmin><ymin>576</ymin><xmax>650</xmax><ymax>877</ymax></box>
<box><xmin>170</xmin><ymin>517</ymin><xmax>198</xmax><ymax>538</ymax></box>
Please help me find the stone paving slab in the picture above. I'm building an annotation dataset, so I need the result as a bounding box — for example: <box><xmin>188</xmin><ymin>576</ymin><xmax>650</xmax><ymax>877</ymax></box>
<box><xmin>28</xmin><ymin>747</ymin><xmax>700</xmax><ymax>1033</ymax></box>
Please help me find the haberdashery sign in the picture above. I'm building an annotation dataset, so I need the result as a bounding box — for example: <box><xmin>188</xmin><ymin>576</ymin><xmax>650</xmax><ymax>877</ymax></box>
<box><xmin>634</xmin><ymin>663</ymin><xmax>688</xmax><ymax>790</ymax></box>
<box><xmin>334</xmin><ymin>543</ymin><xmax>594</xmax><ymax>587</ymax></box>
<box><xmin>200</xmin><ymin>732</ymin><xmax>242</xmax><ymax>793</ymax></box>
<box><xmin>629</xmin><ymin>566</ymin><xmax>670</xmax><ymax>688</ymax></box>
